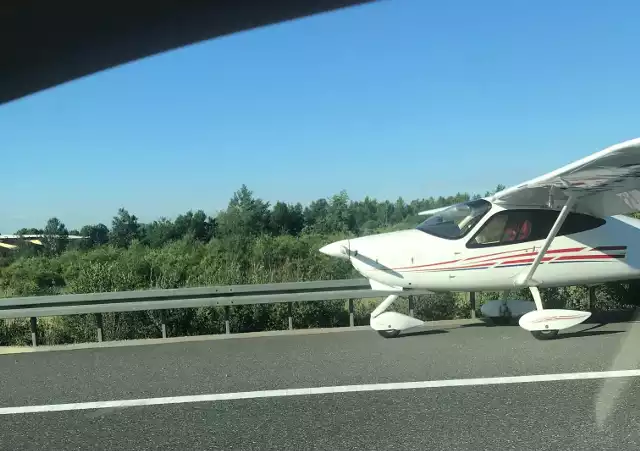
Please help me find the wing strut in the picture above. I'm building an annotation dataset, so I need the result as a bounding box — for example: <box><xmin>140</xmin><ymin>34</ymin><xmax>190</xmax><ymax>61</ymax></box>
<box><xmin>514</xmin><ymin>194</ymin><xmax>576</xmax><ymax>288</ymax></box>
<box><xmin>515</xmin><ymin>192</ymin><xmax>592</xmax><ymax>340</ymax></box>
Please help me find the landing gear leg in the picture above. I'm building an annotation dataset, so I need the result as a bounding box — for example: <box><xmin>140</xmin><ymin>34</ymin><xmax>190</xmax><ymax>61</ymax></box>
<box><xmin>369</xmin><ymin>294</ymin><xmax>424</xmax><ymax>338</ymax></box>
<box><xmin>372</xmin><ymin>295</ymin><xmax>400</xmax><ymax>338</ymax></box>
<box><xmin>528</xmin><ymin>287</ymin><xmax>559</xmax><ymax>341</ymax></box>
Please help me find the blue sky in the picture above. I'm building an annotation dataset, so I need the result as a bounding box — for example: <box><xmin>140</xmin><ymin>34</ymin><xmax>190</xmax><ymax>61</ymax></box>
<box><xmin>1</xmin><ymin>0</ymin><xmax>640</xmax><ymax>231</ymax></box>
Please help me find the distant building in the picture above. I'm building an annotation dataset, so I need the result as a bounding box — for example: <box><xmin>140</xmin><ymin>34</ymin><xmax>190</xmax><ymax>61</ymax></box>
<box><xmin>0</xmin><ymin>234</ymin><xmax>86</xmax><ymax>250</ymax></box>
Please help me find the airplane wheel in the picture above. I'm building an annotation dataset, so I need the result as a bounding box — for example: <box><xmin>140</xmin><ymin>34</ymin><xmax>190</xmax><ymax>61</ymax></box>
<box><xmin>531</xmin><ymin>330</ymin><xmax>559</xmax><ymax>340</ymax></box>
<box><xmin>378</xmin><ymin>329</ymin><xmax>401</xmax><ymax>339</ymax></box>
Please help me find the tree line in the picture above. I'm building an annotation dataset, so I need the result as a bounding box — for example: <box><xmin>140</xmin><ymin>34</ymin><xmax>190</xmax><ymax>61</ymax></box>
<box><xmin>7</xmin><ymin>184</ymin><xmax>506</xmax><ymax>254</ymax></box>
<box><xmin>0</xmin><ymin>184</ymin><xmax>636</xmax><ymax>346</ymax></box>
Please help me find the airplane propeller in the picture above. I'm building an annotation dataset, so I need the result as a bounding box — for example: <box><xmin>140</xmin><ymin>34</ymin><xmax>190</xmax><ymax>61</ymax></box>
<box><xmin>319</xmin><ymin>239</ymin><xmax>352</xmax><ymax>260</ymax></box>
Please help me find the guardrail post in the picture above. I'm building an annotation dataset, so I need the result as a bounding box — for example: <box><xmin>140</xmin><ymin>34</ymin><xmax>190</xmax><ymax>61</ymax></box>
<box><xmin>30</xmin><ymin>317</ymin><xmax>37</xmax><ymax>347</ymax></box>
<box><xmin>469</xmin><ymin>292</ymin><xmax>476</xmax><ymax>319</ymax></box>
<box><xmin>588</xmin><ymin>285</ymin><xmax>596</xmax><ymax>311</ymax></box>
<box><xmin>288</xmin><ymin>302</ymin><xmax>293</xmax><ymax>330</ymax></box>
<box><xmin>349</xmin><ymin>299</ymin><xmax>355</xmax><ymax>326</ymax></box>
<box><xmin>408</xmin><ymin>296</ymin><xmax>415</xmax><ymax>318</ymax></box>
<box><xmin>224</xmin><ymin>306</ymin><xmax>230</xmax><ymax>334</ymax></box>
<box><xmin>160</xmin><ymin>310</ymin><xmax>167</xmax><ymax>339</ymax></box>
<box><xmin>95</xmin><ymin>313</ymin><xmax>103</xmax><ymax>342</ymax></box>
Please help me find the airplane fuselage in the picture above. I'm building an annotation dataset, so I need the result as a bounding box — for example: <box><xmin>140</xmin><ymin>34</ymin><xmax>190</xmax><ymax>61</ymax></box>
<box><xmin>318</xmin><ymin>138</ymin><xmax>640</xmax><ymax>339</ymax></box>
<box><xmin>326</xmin><ymin>204</ymin><xmax>640</xmax><ymax>292</ymax></box>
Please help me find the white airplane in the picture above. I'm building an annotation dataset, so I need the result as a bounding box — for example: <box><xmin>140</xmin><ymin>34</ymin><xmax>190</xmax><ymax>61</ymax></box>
<box><xmin>320</xmin><ymin>137</ymin><xmax>640</xmax><ymax>340</ymax></box>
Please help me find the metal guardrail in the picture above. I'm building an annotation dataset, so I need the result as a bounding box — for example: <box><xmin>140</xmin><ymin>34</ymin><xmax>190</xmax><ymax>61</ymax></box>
<box><xmin>0</xmin><ymin>278</ymin><xmax>380</xmax><ymax>318</ymax></box>
<box><xmin>0</xmin><ymin>278</ymin><xmax>423</xmax><ymax>347</ymax></box>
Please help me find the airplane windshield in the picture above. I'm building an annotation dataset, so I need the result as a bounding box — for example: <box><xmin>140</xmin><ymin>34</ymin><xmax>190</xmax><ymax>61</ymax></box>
<box><xmin>416</xmin><ymin>199</ymin><xmax>492</xmax><ymax>239</ymax></box>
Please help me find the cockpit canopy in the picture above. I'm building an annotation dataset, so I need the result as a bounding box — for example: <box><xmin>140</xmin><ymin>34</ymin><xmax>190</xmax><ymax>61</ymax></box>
<box><xmin>416</xmin><ymin>199</ymin><xmax>492</xmax><ymax>239</ymax></box>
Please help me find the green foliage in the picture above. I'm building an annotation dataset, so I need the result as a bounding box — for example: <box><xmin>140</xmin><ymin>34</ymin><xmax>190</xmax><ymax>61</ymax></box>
<box><xmin>0</xmin><ymin>184</ymin><xmax>638</xmax><ymax>345</ymax></box>
<box><xmin>79</xmin><ymin>223</ymin><xmax>110</xmax><ymax>248</ymax></box>
<box><xmin>42</xmin><ymin>217</ymin><xmax>69</xmax><ymax>256</ymax></box>
<box><xmin>110</xmin><ymin>208</ymin><xmax>141</xmax><ymax>248</ymax></box>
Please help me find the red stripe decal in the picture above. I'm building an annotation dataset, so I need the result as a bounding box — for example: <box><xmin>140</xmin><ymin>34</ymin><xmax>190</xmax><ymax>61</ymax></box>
<box><xmin>531</xmin><ymin>315</ymin><xmax>587</xmax><ymax>323</ymax></box>
<box><xmin>501</xmin><ymin>256</ymin><xmax>554</xmax><ymax>265</ymax></box>
<box><xmin>474</xmin><ymin>252</ymin><xmax>537</xmax><ymax>263</ymax></box>
<box><xmin>394</xmin><ymin>259</ymin><xmax>460</xmax><ymax>270</ymax></box>
<box><xmin>546</xmin><ymin>247</ymin><xmax>585</xmax><ymax>253</ymax></box>
<box><xmin>394</xmin><ymin>245</ymin><xmax>625</xmax><ymax>271</ymax></box>
<box><xmin>472</xmin><ymin>247</ymin><xmax>584</xmax><ymax>263</ymax></box>
<box><xmin>463</xmin><ymin>249</ymin><xmax>525</xmax><ymax>261</ymax></box>
<box><xmin>406</xmin><ymin>262</ymin><xmax>493</xmax><ymax>271</ymax></box>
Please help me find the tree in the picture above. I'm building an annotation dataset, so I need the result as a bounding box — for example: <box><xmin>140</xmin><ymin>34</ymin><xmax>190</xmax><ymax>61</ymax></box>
<box><xmin>326</xmin><ymin>190</ymin><xmax>356</xmax><ymax>234</ymax></box>
<box><xmin>141</xmin><ymin>218</ymin><xmax>177</xmax><ymax>248</ymax></box>
<box><xmin>216</xmin><ymin>185</ymin><xmax>272</xmax><ymax>239</ymax></box>
<box><xmin>15</xmin><ymin>227</ymin><xmax>43</xmax><ymax>235</ymax></box>
<box><xmin>79</xmin><ymin>223</ymin><xmax>110</xmax><ymax>248</ymax></box>
<box><xmin>270</xmin><ymin>202</ymin><xmax>304</xmax><ymax>236</ymax></box>
<box><xmin>173</xmin><ymin>210</ymin><xmax>215</xmax><ymax>242</ymax></box>
<box><xmin>42</xmin><ymin>217</ymin><xmax>69</xmax><ymax>255</ymax></box>
<box><xmin>110</xmin><ymin>208</ymin><xmax>141</xmax><ymax>248</ymax></box>
<box><xmin>303</xmin><ymin>199</ymin><xmax>330</xmax><ymax>233</ymax></box>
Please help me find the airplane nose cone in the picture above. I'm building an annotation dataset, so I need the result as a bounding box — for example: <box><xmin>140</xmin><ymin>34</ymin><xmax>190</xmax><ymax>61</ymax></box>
<box><xmin>319</xmin><ymin>239</ymin><xmax>350</xmax><ymax>259</ymax></box>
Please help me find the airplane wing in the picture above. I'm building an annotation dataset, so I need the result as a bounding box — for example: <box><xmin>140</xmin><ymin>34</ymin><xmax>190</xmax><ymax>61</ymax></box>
<box><xmin>490</xmin><ymin>137</ymin><xmax>640</xmax><ymax>218</ymax></box>
<box><xmin>418</xmin><ymin>206</ymin><xmax>450</xmax><ymax>216</ymax></box>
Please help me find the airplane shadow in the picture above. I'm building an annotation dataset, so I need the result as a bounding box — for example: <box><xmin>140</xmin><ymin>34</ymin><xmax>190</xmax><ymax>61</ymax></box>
<box><xmin>459</xmin><ymin>321</ymin><xmax>504</xmax><ymax>328</ymax></box>
<box><xmin>574</xmin><ymin>322</ymin><xmax>606</xmax><ymax>333</ymax></box>
<box><xmin>397</xmin><ymin>325</ymin><xmax>622</xmax><ymax>340</ymax></box>
<box><xmin>453</xmin><ymin>317</ymin><xmax>626</xmax><ymax>340</ymax></box>
<box><xmin>399</xmin><ymin>329</ymin><xmax>449</xmax><ymax>338</ymax></box>
<box><xmin>555</xmin><ymin>329</ymin><xmax>624</xmax><ymax>339</ymax></box>
<box><xmin>586</xmin><ymin>309</ymin><xmax>639</xmax><ymax>324</ymax></box>
<box><xmin>459</xmin><ymin>308</ymin><xmax>639</xmax><ymax>329</ymax></box>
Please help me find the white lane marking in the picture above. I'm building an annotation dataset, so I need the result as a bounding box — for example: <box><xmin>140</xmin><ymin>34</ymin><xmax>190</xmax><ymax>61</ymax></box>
<box><xmin>2</xmin><ymin>369</ymin><xmax>640</xmax><ymax>415</ymax></box>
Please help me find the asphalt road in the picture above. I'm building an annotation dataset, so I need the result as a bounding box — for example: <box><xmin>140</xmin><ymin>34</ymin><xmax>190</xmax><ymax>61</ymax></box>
<box><xmin>2</xmin><ymin>321</ymin><xmax>640</xmax><ymax>450</ymax></box>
